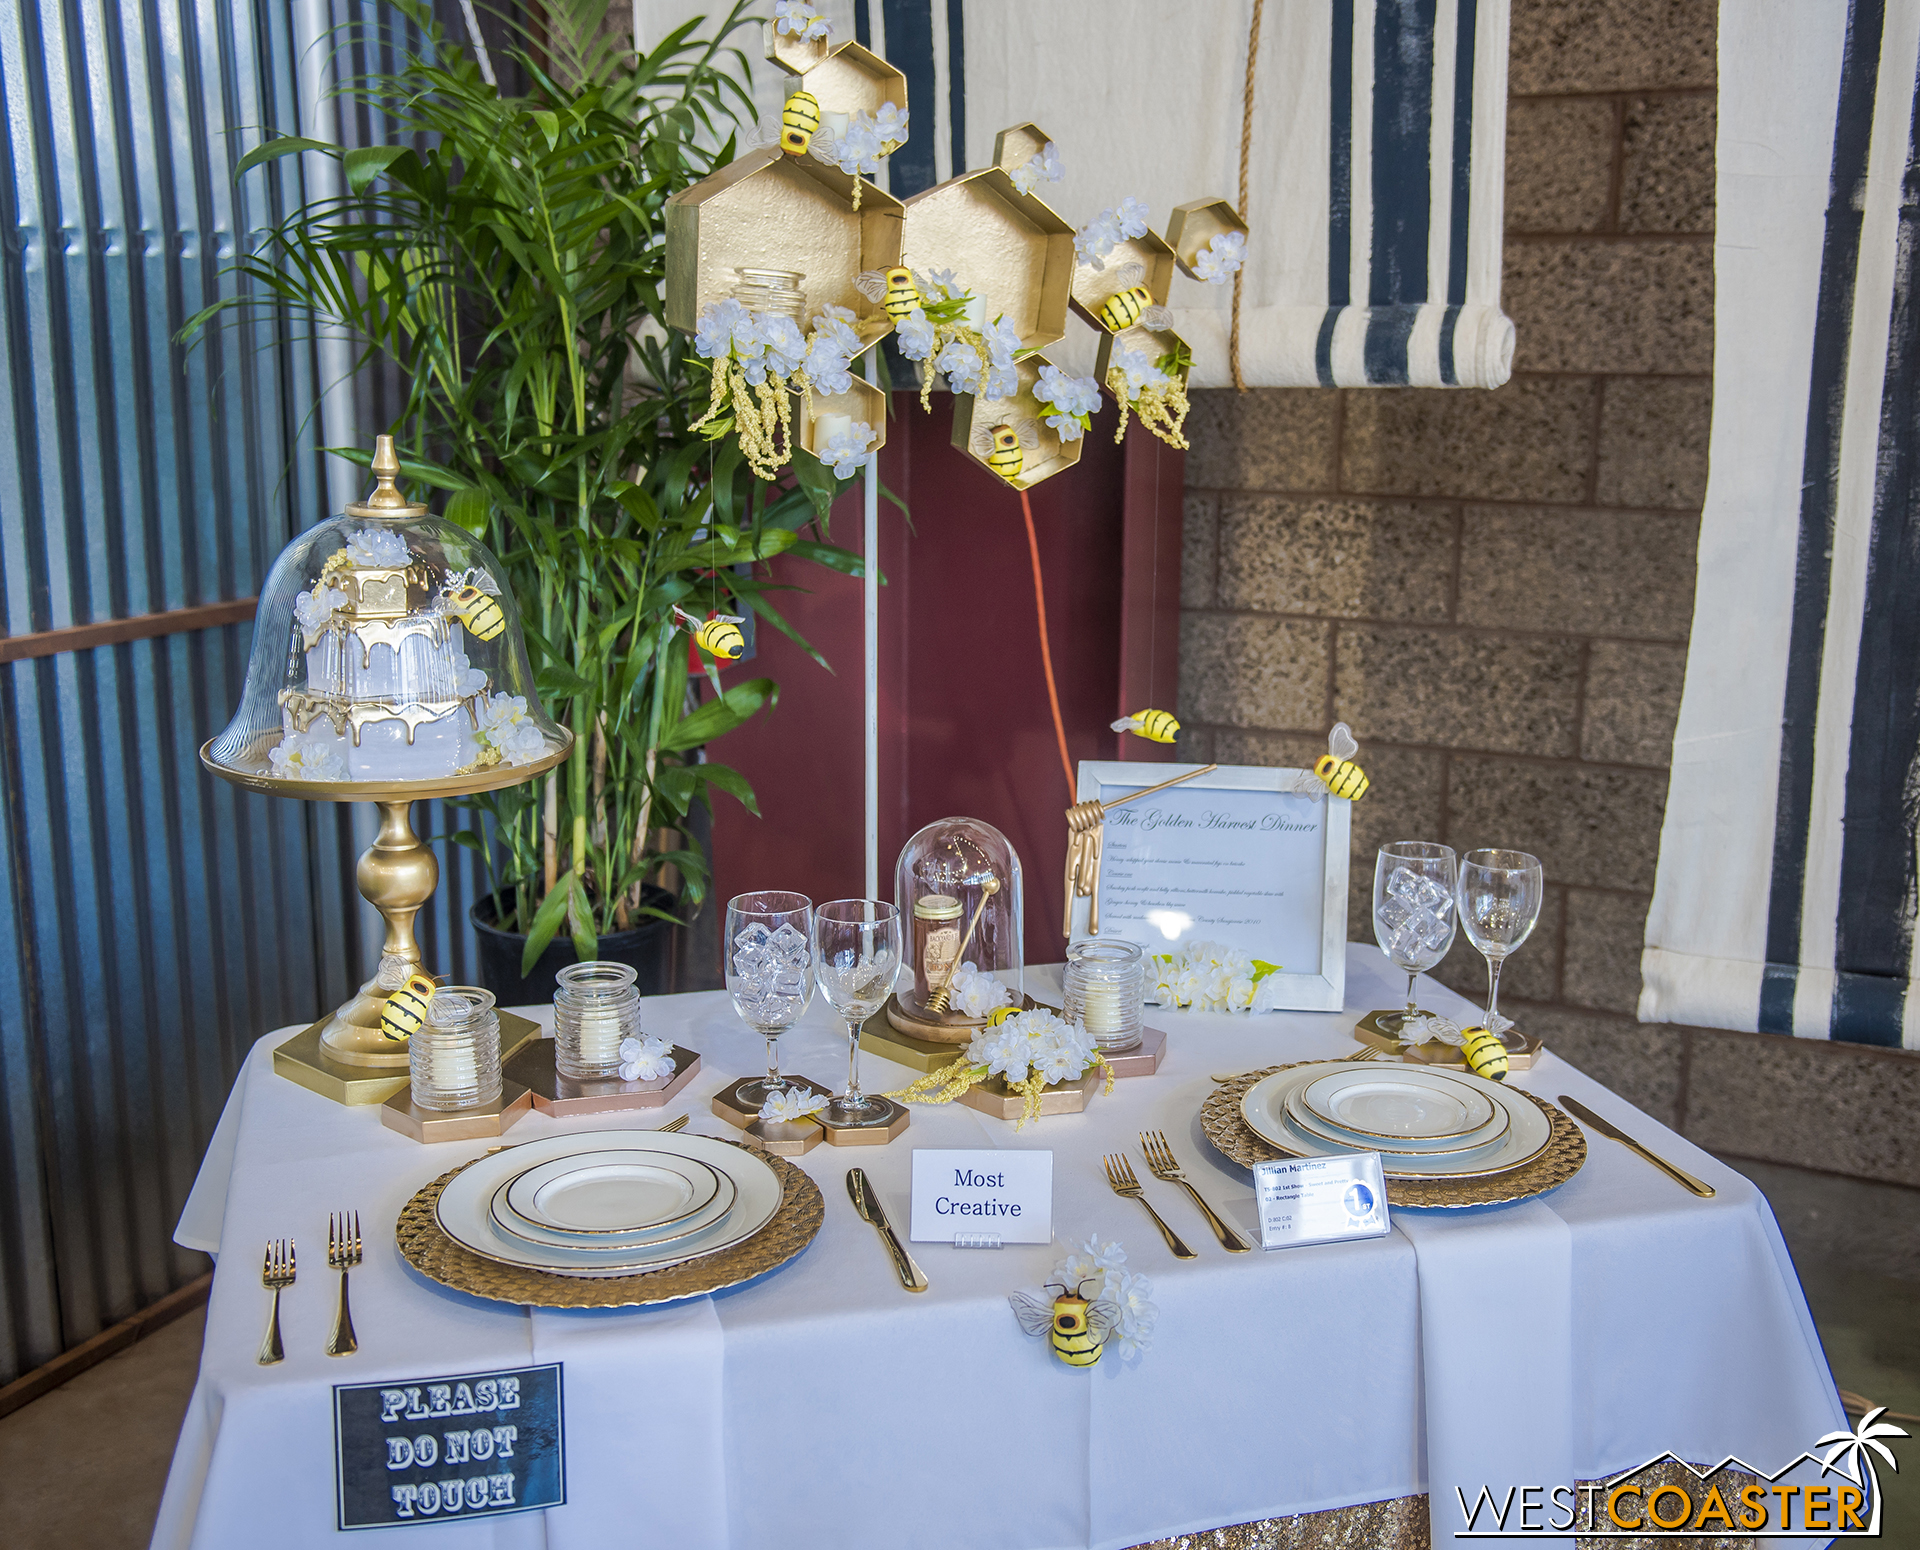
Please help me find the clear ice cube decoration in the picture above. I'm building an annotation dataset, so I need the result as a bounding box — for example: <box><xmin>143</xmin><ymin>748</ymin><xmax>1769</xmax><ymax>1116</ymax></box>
<box><xmin>1409</xmin><ymin>876</ymin><xmax>1450</xmax><ymax>911</ymax></box>
<box><xmin>734</xmin><ymin>922</ymin><xmax>773</xmax><ymax>951</ymax></box>
<box><xmin>1377</xmin><ymin>898</ymin><xmax>1412</xmax><ymax>929</ymax></box>
<box><xmin>770</xmin><ymin>922</ymin><xmax>809</xmax><ymax>954</ymax></box>
<box><xmin>1387</xmin><ymin>867</ymin><xmax>1420</xmax><ymax>900</ymax></box>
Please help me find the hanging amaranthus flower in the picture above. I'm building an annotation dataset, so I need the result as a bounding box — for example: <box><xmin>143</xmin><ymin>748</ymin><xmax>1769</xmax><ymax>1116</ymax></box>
<box><xmin>1105</xmin><ymin>341</ymin><xmax>1191</xmax><ymax>450</ymax></box>
<box><xmin>689</xmin><ymin>300</ymin><xmax>863</xmax><ymax>480</ymax></box>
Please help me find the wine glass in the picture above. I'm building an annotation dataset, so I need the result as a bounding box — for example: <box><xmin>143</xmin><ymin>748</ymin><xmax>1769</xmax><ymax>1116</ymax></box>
<box><xmin>1455</xmin><ymin>849</ymin><xmax>1544</xmax><ymax>1050</ymax></box>
<box><xmin>1372</xmin><ymin>842</ymin><xmax>1458</xmax><ymax>1041</ymax></box>
<box><xmin>725</xmin><ymin>890</ymin><xmax>814</xmax><ymax>1105</ymax></box>
<box><xmin>814</xmin><ymin>899</ymin><xmax>903</xmax><ymax>1125</ymax></box>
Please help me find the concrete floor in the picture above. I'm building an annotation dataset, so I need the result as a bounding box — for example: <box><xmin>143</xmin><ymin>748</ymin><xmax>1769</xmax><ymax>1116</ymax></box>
<box><xmin>3</xmin><ymin>1158</ymin><xmax>1915</xmax><ymax>1549</ymax></box>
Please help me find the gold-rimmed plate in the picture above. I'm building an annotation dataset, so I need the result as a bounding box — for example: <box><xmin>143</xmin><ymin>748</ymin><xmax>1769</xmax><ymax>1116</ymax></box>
<box><xmin>1300</xmin><ymin>1067</ymin><xmax>1497</xmax><ymax>1141</ymax></box>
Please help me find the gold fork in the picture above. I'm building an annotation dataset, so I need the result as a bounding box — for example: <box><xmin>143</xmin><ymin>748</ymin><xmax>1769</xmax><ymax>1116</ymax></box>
<box><xmin>1103</xmin><ymin>1154</ymin><xmax>1197</xmax><ymax>1259</ymax></box>
<box><xmin>1140</xmin><ymin>1131</ymin><xmax>1251</xmax><ymax>1253</ymax></box>
<box><xmin>656</xmin><ymin>1114</ymin><xmax>689</xmax><ymax>1133</ymax></box>
<box><xmin>258</xmin><ymin>1238</ymin><xmax>294</xmax><ymax>1365</ymax></box>
<box><xmin>326</xmin><ymin>1213</ymin><xmax>361</xmax><ymax>1357</ymax></box>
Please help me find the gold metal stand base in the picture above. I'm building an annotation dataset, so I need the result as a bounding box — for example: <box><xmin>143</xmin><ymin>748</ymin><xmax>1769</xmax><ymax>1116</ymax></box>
<box><xmin>380</xmin><ymin>1081</ymin><xmax>534</xmax><ymax>1142</ymax></box>
<box><xmin>711</xmin><ymin>1076</ymin><xmax>826</xmax><ymax>1155</ymax></box>
<box><xmin>817</xmin><ymin>1095</ymin><xmax>910</xmax><ymax>1147</ymax></box>
<box><xmin>272</xmin><ymin>1009</ymin><xmax>540</xmax><ymax>1106</ymax></box>
<box><xmin>1353</xmin><ymin>1009</ymin><xmax>1543</xmax><ymax>1071</ymax></box>
<box><xmin>502</xmin><ymin>1039</ymin><xmax>703</xmax><ymax>1116</ymax></box>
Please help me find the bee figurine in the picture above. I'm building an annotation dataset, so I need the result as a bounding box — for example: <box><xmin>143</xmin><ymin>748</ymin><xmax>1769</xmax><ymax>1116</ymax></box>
<box><xmin>779</xmin><ymin>90</ymin><xmax>820</xmax><ymax>155</ymax></box>
<box><xmin>381</xmin><ymin>971</ymin><xmax>438</xmax><ymax>1043</ymax></box>
<box><xmin>1110</xmin><ymin>709</ymin><xmax>1179</xmax><ymax>744</ymax></box>
<box><xmin>984</xmin><ymin>1004</ymin><xmax>1021</xmax><ymax>1028</ymax></box>
<box><xmin>853</xmin><ymin>266</ymin><xmax>924</xmax><ymax>323</ymax></box>
<box><xmin>1290</xmin><ymin>723</ymin><xmax>1369</xmax><ymax>802</ymax></box>
<box><xmin>671</xmin><ymin>603</ymin><xmax>747</xmax><ymax>661</ymax></box>
<box><xmin>1010</xmin><ymin>1279</ymin><xmax>1121</xmax><ymax>1368</ymax></box>
<box><xmin>969</xmin><ymin>419</ymin><xmax>1041</xmax><ymax>483</ymax></box>
<box><xmin>1094</xmin><ymin>263</ymin><xmax>1175</xmax><ymax>334</ymax></box>
<box><xmin>443</xmin><ymin>568</ymin><xmax>506</xmax><ymax>642</ymax></box>
<box><xmin>1459</xmin><ymin>1026</ymin><xmax>1510</xmax><ymax>1081</ymax></box>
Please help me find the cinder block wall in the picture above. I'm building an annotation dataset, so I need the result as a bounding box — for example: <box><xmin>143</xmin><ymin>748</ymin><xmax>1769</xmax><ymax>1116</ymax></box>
<box><xmin>1175</xmin><ymin>0</ymin><xmax>1920</xmax><ymax>1186</ymax></box>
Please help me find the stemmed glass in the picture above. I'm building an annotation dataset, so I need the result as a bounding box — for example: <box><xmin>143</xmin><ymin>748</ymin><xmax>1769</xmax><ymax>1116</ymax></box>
<box><xmin>725</xmin><ymin>890</ymin><xmax>814</xmax><ymax>1105</ymax></box>
<box><xmin>814</xmin><ymin>899</ymin><xmax>903</xmax><ymax>1126</ymax></box>
<box><xmin>1372</xmin><ymin>842</ymin><xmax>1458</xmax><ymax>1041</ymax></box>
<box><xmin>1456</xmin><ymin>849</ymin><xmax>1544</xmax><ymax>1050</ymax></box>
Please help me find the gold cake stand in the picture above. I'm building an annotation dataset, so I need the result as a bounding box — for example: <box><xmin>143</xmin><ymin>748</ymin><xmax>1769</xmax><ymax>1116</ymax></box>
<box><xmin>201</xmin><ymin>740</ymin><xmax>572</xmax><ymax>1104</ymax></box>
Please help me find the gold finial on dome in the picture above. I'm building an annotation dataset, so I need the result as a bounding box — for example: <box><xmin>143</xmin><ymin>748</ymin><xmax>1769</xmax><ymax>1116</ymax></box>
<box><xmin>344</xmin><ymin>433</ymin><xmax>429</xmax><ymax>518</ymax></box>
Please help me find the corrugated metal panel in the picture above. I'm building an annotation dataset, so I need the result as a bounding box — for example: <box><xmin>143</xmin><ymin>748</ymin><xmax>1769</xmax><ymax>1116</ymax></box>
<box><xmin>0</xmin><ymin>0</ymin><xmax>489</xmax><ymax>1383</ymax></box>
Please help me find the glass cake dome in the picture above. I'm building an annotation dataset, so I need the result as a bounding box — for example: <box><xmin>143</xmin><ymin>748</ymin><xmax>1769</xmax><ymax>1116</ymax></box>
<box><xmin>892</xmin><ymin>816</ymin><xmax>1025</xmax><ymax>1026</ymax></box>
<box><xmin>204</xmin><ymin>437</ymin><xmax>567</xmax><ymax>794</ymax></box>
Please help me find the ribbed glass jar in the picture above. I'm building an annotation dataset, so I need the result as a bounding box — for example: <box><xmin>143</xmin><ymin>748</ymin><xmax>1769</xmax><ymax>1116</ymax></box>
<box><xmin>1063</xmin><ymin>939</ymin><xmax>1145</xmax><ymax>1053</ymax></box>
<box><xmin>730</xmin><ymin>267</ymin><xmax>807</xmax><ymax>322</ymax></box>
<box><xmin>553</xmin><ymin>961</ymin><xmax>644</xmax><ymax>1080</ymax></box>
<box><xmin>409</xmin><ymin>988</ymin><xmax>503</xmax><ymax>1110</ymax></box>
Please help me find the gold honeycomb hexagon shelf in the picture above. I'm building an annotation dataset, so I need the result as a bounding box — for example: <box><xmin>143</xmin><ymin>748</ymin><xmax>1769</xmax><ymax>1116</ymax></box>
<box><xmin>1070</xmin><ymin>229</ymin><xmax>1178</xmax><ymax>334</ymax></box>
<box><xmin>767</xmin><ymin>25</ymin><xmax>908</xmax><ymax>125</ymax></box>
<box><xmin>1094</xmin><ymin>323</ymin><xmax>1190</xmax><ymax>394</ymax></box>
<box><xmin>951</xmin><ymin>353</ymin><xmax>1085</xmax><ymax>491</ymax></box>
<box><xmin>1165</xmin><ymin>196</ymin><xmax>1250</xmax><ymax>281</ymax></box>
<box><xmin>991</xmin><ymin>123</ymin><xmax>1051</xmax><ymax>173</ymax></box>
<box><xmin>902</xmin><ymin>165</ymin><xmax>1074</xmax><ymax>355</ymax></box>
<box><xmin>664</xmin><ymin>147</ymin><xmax>903</xmax><ymax>347</ymax></box>
<box><xmin>800</xmin><ymin>372</ymin><xmax>887</xmax><ymax>464</ymax></box>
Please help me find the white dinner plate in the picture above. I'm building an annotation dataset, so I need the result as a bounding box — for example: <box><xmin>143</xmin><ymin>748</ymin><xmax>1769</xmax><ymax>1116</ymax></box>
<box><xmin>489</xmin><ymin>1165</ymin><xmax>736</xmax><ymax>1254</ymax></box>
<box><xmin>436</xmin><ymin>1131</ymin><xmax>780</xmax><ymax>1278</ymax></box>
<box><xmin>1300</xmin><ymin>1067</ymin><xmax>1496</xmax><ymax>1141</ymax></box>
<box><xmin>1240</xmin><ymin>1063</ymin><xmax>1552</xmax><ymax>1179</ymax></box>
<box><xmin>1284</xmin><ymin>1084</ymin><xmax>1511</xmax><ymax>1158</ymax></box>
<box><xmin>505</xmin><ymin>1150</ymin><xmax>721</xmax><ymax>1235</ymax></box>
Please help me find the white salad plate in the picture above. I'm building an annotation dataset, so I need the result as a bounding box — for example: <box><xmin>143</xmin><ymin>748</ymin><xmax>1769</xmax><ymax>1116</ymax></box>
<box><xmin>1300</xmin><ymin>1067</ymin><xmax>1497</xmax><ymax>1141</ymax></box>
<box><xmin>489</xmin><ymin>1165</ymin><xmax>736</xmax><ymax>1254</ymax></box>
<box><xmin>436</xmin><ymin>1131</ymin><xmax>779</xmax><ymax>1279</ymax></box>
<box><xmin>1240</xmin><ymin>1063</ymin><xmax>1552</xmax><ymax>1180</ymax></box>
<box><xmin>504</xmin><ymin>1150</ymin><xmax>722</xmax><ymax>1236</ymax></box>
<box><xmin>1284</xmin><ymin>1085</ymin><xmax>1511</xmax><ymax>1158</ymax></box>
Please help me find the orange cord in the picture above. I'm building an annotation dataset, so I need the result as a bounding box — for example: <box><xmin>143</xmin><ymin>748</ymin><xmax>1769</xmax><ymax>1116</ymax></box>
<box><xmin>1020</xmin><ymin>489</ymin><xmax>1075</xmax><ymax>795</ymax></box>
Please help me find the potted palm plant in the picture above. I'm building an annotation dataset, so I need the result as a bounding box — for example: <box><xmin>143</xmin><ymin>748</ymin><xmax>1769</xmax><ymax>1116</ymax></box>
<box><xmin>194</xmin><ymin>0</ymin><xmax>865</xmax><ymax>997</ymax></box>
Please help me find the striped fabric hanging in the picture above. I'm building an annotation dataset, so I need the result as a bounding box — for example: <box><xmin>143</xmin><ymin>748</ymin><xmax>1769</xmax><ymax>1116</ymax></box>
<box><xmin>1643</xmin><ymin>0</ymin><xmax>1920</xmax><ymax>1048</ymax></box>
<box><xmin>663</xmin><ymin>0</ymin><xmax>1515</xmax><ymax>390</ymax></box>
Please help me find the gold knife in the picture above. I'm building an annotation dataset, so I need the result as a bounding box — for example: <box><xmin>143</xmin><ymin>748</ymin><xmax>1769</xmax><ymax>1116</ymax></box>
<box><xmin>1558</xmin><ymin>1095</ymin><xmax>1715</xmax><ymax>1198</ymax></box>
<box><xmin>847</xmin><ymin>1169</ymin><xmax>928</xmax><ymax>1292</ymax></box>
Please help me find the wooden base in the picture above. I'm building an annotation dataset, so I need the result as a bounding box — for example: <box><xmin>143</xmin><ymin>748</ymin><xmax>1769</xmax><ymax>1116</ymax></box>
<box><xmin>861</xmin><ymin>1011</ymin><xmax>1168</xmax><ymax>1080</ymax></box>
<box><xmin>1353</xmin><ymin>1009</ymin><xmax>1543</xmax><ymax>1071</ymax></box>
<box><xmin>380</xmin><ymin>1080</ymin><xmax>534</xmax><ymax>1142</ymax></box>
<box><xmin>503</xmin><ymin>1038</ymin><xmax>703</xmax><ymax>1116</ymax></box>
<box><xmin>710</xmin><ymin>1076</ymin><xmax>827</xmax><ymax>1155</ymax></box>
<box><xmin>1100</xmin><ymin>1023</ymin><xmax>1169</xmax><ymax>1078</ymax></box>
<box><xmin>958</xmin><ymin>1066</ymin><xmax>1101</xmax><ymax>1120</ymax></box>
<box><xmin>818</xmin><ymin>1095</ymin><xmax>910</xmax><ymax>1146</ymax></box>
<box><xmin>273</xmin><ymin>1010</ymin><xmax>540</xmax><ymax>1106</ymax></box>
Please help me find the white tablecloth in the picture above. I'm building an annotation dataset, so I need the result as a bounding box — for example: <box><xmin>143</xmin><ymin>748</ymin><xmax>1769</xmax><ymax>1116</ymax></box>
<box><xmin>155</xmin><ymin>946</ymin><xmax>1843</xmax><ymax>1549</ymax></box>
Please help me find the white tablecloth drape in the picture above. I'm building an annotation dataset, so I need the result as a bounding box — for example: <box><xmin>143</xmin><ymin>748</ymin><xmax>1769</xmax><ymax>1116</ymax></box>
<box><xmin>155</xmin><ymin>946</ymin><xmax>1842</xmax><ymax>1549</ymax></box>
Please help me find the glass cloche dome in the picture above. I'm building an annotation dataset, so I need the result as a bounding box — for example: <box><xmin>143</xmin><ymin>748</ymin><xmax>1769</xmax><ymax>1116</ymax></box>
<box><xmin>204</xmin><ymin>437</ymin><xmax>566</xmax><ymax>792</ymax></box>
<box><xmin>891</xmin><ymin>817</ymin><xmax>1025</xmax><ymax>1029</ymax></box>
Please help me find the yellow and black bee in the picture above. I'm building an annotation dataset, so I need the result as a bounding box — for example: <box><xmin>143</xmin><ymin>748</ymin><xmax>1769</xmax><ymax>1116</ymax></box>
<box><xmin>1459</xmin><ymin>1026</ymin><xmax>1510</xmax><ymax>1081</ymax></box>
<box><xmin>447</xmin><ymin>584</ymin><xmax>505</xmax><ymax>642</ymax></box>
<box><xmin>1291</xmin><ymin>722</ymin><xmax>1368</xmax><ymax>801</ymax></box>
<box><xmin>1110</xmin><ymin>709</ymin><xmax>1179</xmax><ymax>744</ymax></box>
<box><xmin>968</xmin><ymin>418</ymin><xmax>1040</xmax><ymax>483</ymax></box>
<box><xmin>780</xmin><ymin>90</ymin><xmax>820</xmax><ymax>155</ymax></box>
<box><xmin>1010</xmin><ymin>1280</ymin><xmax>1120</xmax><ymax>1368</ymax></box>
<box><xmin>381</xmin><ymin>971</ymin><xmax>438</xmax><ymax>1043</ymax></box>
<box><xmin>854</xmin><ymin>266</ymin><xmax>923</xmax><ymax>322</ymax></box>
<box><xmin>984</xmin><ymin>1004</ymin><xmax>1021</xmax><ymax>1028</ymax></box>
<box><xmin>1092</xmin><ymin>263</ymin><xmax>1175</xmax><ymax>334</ymax></box>
<box><xmin>672</xmin><ymin>603</ymin><xmax>746</xmax><ymax>661</ymax></box>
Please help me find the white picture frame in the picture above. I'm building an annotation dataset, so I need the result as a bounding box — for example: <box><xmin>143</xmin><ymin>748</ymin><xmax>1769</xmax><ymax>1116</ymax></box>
<box><xmin>1067</xmin><ymin>761</ymin><xmax>1350</xmax><ymax>1013</ymax></box>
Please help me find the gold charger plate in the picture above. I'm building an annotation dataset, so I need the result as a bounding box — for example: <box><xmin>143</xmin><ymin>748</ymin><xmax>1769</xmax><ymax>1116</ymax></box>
<box><xmin>1200</xmin><ymin>1064</ymin><xmax>1585</xmax><ymax>1209</ymax></box>
<box><xmin>396</xmin><ymin>1139</ymin><xmax>824</xmax><ymax>1308</ymax></box>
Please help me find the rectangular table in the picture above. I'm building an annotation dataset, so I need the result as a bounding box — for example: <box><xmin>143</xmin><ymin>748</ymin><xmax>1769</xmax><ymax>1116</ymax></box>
<box><xmin>155</xmin><ymin>945</ymin><xmax>1844</xmax><ymax>1548</ymax></box>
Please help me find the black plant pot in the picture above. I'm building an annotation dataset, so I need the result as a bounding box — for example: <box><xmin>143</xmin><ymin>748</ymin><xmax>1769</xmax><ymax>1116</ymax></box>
<box><xmin>470</xmin><ymin>885</ymin><xmax>684</xmax><ymax>1007</ymax></box>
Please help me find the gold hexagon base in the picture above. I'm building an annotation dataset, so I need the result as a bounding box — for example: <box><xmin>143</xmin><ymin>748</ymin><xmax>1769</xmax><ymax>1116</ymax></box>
<box><xmin>861</xmin><ymin>1009</ymin><xmax>1167</xmax><ymax>1080</ymax></box>
<box><xmin>1353</xmin><ymin>1009</ymin><xmax>1542</xmax><ymax>1071</ymax></box>
<box><xmin>817</xmin><ymin>1095</ymin><xmax>910</xmax><ymax>1147</ymax></box>
<box><xmin>380</xmin><ymin>1081</ymin><xmax>535</xmax><ymax>1143</ymax></box>
<box><xmin>502</xmin><ymin>1038</ymin><xmax>703</xmax><ymax>1116</ymax></box>
<box><xmin>711</xmin><ymin>1076</ymin><xmax>827</xmax><ymax>1156</ymax></box>
<box><xmin>272</xmin><ymin>1010</ymin><xmax>541</xmax><ymax>1106</ymax></box>
<box><xmin>959</xmin><ymin>1067</ymin><xmax>1101</xmax><ymax>1121</ymax></box>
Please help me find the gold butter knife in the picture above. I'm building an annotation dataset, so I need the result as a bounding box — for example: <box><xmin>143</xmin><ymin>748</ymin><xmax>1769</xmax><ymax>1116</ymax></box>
<box><xmin>847</xmin><ymin>1168</ymin><xmax>928</xmax><ymax>1292</ymax></box>
<box><xmin>1558</xmin><ymin>1095</ymin><xmax>1715</xmax><ymax>1198</ymax></box>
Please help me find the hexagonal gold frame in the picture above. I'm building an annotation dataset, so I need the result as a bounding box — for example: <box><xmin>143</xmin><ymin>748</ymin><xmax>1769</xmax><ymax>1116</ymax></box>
<box><xmin>902</xmin><ymin>166</ymin><xmax>1074</xmax><ymax>354</ymax></box>
<box><xmin>1094</xmin><ymin>323</ymin><xmax>1191</xmax><ymax>393</ymax></box>
<box><xmin>990</xmin><ymin>122</ymin><xmax>1052</xmax><ymax>173</ymax></box>
<box><xmin>799</xmin><ymin>373</ymin><xmax>887</xmax><ymax>466</ymax></box>
<box><xmin>776</xmin><ymin>36</ymin><xmax>908</xmax><ymax>124</ymax></box>
<box><xmin>664</xmin><ymin>147</ymin><xmax>903</xmax><ymax>343</ymax></box>
<box><xmin>1071</xmin><ymin>230</ymin><xmax>1178</xmax><ymax>333</ymax></box>
<box><xmin>951</xmin><ymin>353</ymin><xmax>1085</xmax><ymax>491</ymax></box>
<box><xmin>1165</xmin><ymin>196</ymin><xmax>1251</xmax><ymax>282</ymax></box>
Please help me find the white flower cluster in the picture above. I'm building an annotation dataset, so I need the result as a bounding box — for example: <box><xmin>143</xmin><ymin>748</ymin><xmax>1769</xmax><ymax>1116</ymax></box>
<box><xmin>448</xmin><ymin>644</ymin><xmax>488</xmax><ymax>697</ymax></box>
<box><xmin>895</xmin><ymin>275</ymin><xmax>1020</xmax><ymax>399</ymax></box>
<box><xmin>1032</xmin><ymin>363</ymin><xmax>1101</xmax><ymax>441</ymax></box>
<box><xmin>760</xmin><ymin>1085</ymin><xmax>830</xmax><ymax>1123</ymax></box>
<box><xmin>1073</xmin><ymin>197</ymin><xmax>1151</xmax><ymax>270</ymax></box>
<box><xmin>1008</xmin><ymin>141</ymin><xmax>1063</xmax><ymax>196</ymax></box>
<box><xmin>477</xmin><ymin>692</ymin><xmax>547</xmax><ymax>765</ymax></box>
<box><xmin>617</xmin><ymin>1033</ymin><xmax>675</xmax><ymax>1083</ymax></box>
<box><xmin>772</xmin><ymin>0</ymin><xmax>830</xmax><ymax>40</ymax></box>
<box><xmin>818</xmin><ymin>420</ymin><xmax>875</xmax><ymax>478</ymax></box>
<box><xmin>344</xmin><ymin>527</ymin><xmax>410</xmax><ymax>568</ymax></box>
<box><xmin>1192</xmin><ymin>230</ymin><xmax>1248</xmax><ymax>285</ymax></box>
<box><xmin>965</xmin><ymin>1007</ymin><xmax>1098</xmax><ymax>1088</ymax></box>
<box><xmin>1053</xmin><ymin>1237</ymin><xmax>1158</xmax><ymax>1358</ymax></box>
<box><xmin>268</xmin><ymin>729</ymin><xmax>347</xmax><ymax>782</ymax></box>
<box><xmin>292</xmin><ymin>583</ymin><xmax>346</xmax><ymax>636</ymax></box>
<box><xmin>946</xmin><ymin>959</ymin><xmax>1013</xmax><ymax>1018</ymax></box>
<box><xmin>804</xmin><ymin>306</ymin><xmax>861</xmax><ymax>395</ymax></box>
<box><xmin>695</xmin><ymin>300</ymin><xmax>862</xmax><ymax>396</ymax></box>
<box><xmin>1108</xmin><ymin>345</ymin><xmax>1173</xmax><ymax>403</ymax></box>
<box><xmin>819</xmin><ymin>103</ymin><xmax>909</xmax><ymax>177</ymax></box>
<box><xmin>1146</xmin><ymin>940</ymin><xmax>1284</xmax><ymax>1013</ymax></box>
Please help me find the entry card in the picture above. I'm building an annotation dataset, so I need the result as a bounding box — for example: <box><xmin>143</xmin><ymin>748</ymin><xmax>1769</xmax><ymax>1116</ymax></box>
<box><xmin>1252</xmin><ymin>1154</ymin><xmax>1391</xmax><ymax>1250</ymax></box>
<box><xmin>334</xmin><ymin>1363</ymin><xmax>564</xmax><ymax>1530</ymax></box>
<box><xmin>909</xmin><ymin>1149</ymin><xmax>1053</xmax><ymax>1244</ymax></box>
